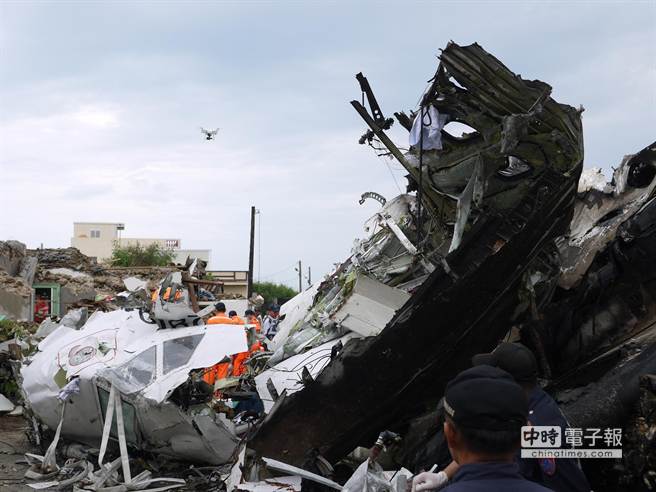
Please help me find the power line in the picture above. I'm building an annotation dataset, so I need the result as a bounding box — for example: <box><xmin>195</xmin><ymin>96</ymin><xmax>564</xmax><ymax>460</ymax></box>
<box><xmin>384</xmin><ymin>159</ymin><xmax>403</xmax><ymax>195</ymax></box>
<box><xmin>259</xmin><ymin>263</ymin><xmax>297</xmax><ymax>281</ymax></box>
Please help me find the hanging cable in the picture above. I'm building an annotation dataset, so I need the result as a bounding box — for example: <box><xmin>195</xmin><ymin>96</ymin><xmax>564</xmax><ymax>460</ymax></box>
<box><xmin>386</xmin><ymin>160</ymin><xmax>403</xmax><ymax>195</ymax></box>
<box><xmin>417</xmin><ymin>105</ymin><xmax>425</xmax><ymax>244</ymax></box>
<box><xmin>416</xmin><ymin>105</ymin><xmax>434</xmax><ymax>245</ymax></box>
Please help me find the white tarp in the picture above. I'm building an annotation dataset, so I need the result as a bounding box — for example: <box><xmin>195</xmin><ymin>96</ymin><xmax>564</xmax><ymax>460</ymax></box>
<box><xmin>409</xmin><ymin>105</ymin><xmax>447</xmax><ymax>150</ymax></box>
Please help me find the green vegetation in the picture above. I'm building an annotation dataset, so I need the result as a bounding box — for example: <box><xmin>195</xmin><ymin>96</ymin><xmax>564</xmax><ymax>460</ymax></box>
<box><xmin>0</xmin><ymin>318</ymin><xmax>20</xmax><ymax>342</ymax></box>
<box><xmin>110</xmin><ymin>242</ymin><xmax>175</xmax><ymax>267</ymax></box>
<box><xmin>0</xmin><ymin>318</ymin><xmax>37</xmax><ymax>399</ymax></box>
<box><xmin>253</xmin><ymin>282</ymin><xmax>297</xmax><ymax>306</ymax></box>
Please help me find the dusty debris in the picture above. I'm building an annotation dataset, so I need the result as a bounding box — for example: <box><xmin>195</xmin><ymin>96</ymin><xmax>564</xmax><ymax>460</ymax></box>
<box><xmin>249</xmin><ymin>39</ymin><xmax>586</xmax><ymax>466</ymax></box>
<box><xmin>0</xmin><ymin>242</ymin><xmax>35</xmax><ymax>320</ymax></box>
<box><xmin>3</xmin><ymin>41</ymin><xmax>655</xmax><ymax>492</ymax></box>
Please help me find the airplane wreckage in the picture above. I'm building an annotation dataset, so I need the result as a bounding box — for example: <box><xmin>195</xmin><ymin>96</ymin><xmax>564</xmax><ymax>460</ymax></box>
<box><xmin>14</xmin><ymin>42</ymin><xmax>656</xmax><ymax>491</ymax></box>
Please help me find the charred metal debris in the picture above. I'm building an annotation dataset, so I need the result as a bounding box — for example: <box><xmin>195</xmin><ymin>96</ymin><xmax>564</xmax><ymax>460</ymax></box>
<box><xmin>1</xmin><ymin>42</ymin><xmax>654</xmax><ymax>491</ymax></box>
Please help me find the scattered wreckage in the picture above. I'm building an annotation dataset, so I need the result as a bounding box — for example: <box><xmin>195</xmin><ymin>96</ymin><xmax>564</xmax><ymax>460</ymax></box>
<box><xmin>246</xmin><ymin>43</ymin><xmax>655</xmax><ymax>491</ymax></box>
<box><xmin>5</xmin><ymin>41</ymin><xmax>655</xmax><ymax>491</ymax></box>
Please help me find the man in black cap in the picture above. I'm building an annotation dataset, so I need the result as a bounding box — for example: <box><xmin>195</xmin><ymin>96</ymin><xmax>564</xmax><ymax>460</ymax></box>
<box><xmin>430</xmin><ymin>365</ymin><xmax>550</xmax><ymax>491</ymax></box>
<box><xmin>471</xmin><ymin>342</ymin><xmax>590</xmax><ymax>492</ymax></box>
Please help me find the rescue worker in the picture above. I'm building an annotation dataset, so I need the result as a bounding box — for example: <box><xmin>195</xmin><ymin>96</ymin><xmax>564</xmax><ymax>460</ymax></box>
<box><xmin>244</xmin><ymin>309</ymin><xmax>262</xmax><ymax>333</ymax></box>
<box><xmin>229</xmin><ymin>310</ymin><xmax>245</xmax><ymax>324</ymax></box>
<box><xmin>262</xmin><ymin>305</ymin><xmax>280</xmax><ymax>339</ymax></box>
<box><xmin>204</xmin><ymin>304</ymin><xmax>244</xmax><ymax>384</ymax></box>
<box><xmin>151</xmin><ymin>286</ymin><xmax>182</xmax><ymax>302</ymax></box>
<box><xmin>231</xmin><ymin>339</ymin><xmax>266</xmax><ymax>376</ymax></box>
<box><xmin>419</xmin><ymin>343</ymin><xmax>591</xmax><ymax>491</ymax></box>
<box><xmin>207</xmin><ymin>302</ymin><xmax>240</xmax><ymax>325</ymax></box>
<box><xmin>202</xmin><ymin>356</ymin><xmax>232</xmax><ymax>385</ymax></box>
<box><xmin>414</xmin><ymin>365</ymin><xmax>551</xmax><ymax>492</ymax></box>
<box><xmin>472</xmin><ymin>343</ymin><xmax>591</xmax><ymax>492</ymax></box>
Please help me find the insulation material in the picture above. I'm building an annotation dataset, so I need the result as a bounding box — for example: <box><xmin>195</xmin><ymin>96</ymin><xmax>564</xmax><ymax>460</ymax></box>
<box><xmin>332</xmin><ymin>274</ymin><xmax>410</xmax><ymax>337</ymax></box>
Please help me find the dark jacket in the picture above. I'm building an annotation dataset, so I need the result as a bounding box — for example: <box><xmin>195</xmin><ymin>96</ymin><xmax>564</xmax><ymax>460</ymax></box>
<box><xmin>443</xmin><ymin>462</ymin><xmax>552</xmax><ymax>491</ymax></box>
<box><xmin>518</xmin><ymin>387</ymin><xmax>591</xmax><ymax>492</ymax></box>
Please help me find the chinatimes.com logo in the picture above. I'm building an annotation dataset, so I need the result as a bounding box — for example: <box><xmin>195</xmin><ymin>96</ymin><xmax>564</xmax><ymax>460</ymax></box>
<box><xmin>520</xmin><ymin>426</ymin><xmax>622</xmax><ymax>459</ymax></box>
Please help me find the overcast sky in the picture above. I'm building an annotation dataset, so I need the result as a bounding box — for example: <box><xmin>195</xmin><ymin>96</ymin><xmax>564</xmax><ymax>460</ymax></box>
<box><xmin>1</xmin><ymin>1</ymin><xmax>654</xmax><ymax>288</ymax></box>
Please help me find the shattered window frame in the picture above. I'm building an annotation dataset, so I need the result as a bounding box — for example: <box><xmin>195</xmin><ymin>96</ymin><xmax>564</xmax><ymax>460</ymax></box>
<box><xmin>162</xmin><ymin>334</ymin><xmax>204</xmax><ymax>375</ymax></box>
<box><xmin>102</xmin><ymin>345</ymin><xmax>157</xmax><ymax>394</ymax></box>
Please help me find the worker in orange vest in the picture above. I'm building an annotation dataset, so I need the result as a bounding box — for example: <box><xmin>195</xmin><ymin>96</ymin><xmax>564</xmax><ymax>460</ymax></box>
<box><xmin>207</xmin><ymin>303</ymin><xmax>241</xmax><ymax>325</ymax></box>
<box><xmin>204</xmin><ymin>303</ymin><xmax>245</xmax><ymax>385</ymax></box>
<box><xmin>202</xmin><ymin>356</ymin><xmax>232</xmax><ymax>385</ymax></box>
<box><xmin>151</xmin><ymin>286</ymin><xmax>182</xmax><ymax>302</ymax></box>
<box><xmin>232</xmin><ymin>341</ymin><xmax>266</xmax><ymax>376</ymax></box>
<box><xmin>229</xmin><ymin>310</ymin><xmax>245</xmax><ymax>324</ymax></box>
<box><xmin>244</xmin><ymin>309</ymin><xmax>262</xmax><ymax>333</ymax></box>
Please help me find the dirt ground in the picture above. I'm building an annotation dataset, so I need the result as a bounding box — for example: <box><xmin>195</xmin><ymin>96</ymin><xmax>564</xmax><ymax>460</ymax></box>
<box><xmin>0</xmin><ymin>415</ymin><xmax>37</xmax><ymax>491</ymax></box>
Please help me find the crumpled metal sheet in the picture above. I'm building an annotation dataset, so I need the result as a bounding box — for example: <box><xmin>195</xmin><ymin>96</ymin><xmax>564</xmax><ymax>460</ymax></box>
<box><xmin>248</xmin><ymin>41</ymin><xmax>584</xmax><ymax>466</ymax></box>
<box><xmin>559</xmin><ymin>141</ymin><xmax>656</xmax><ymax>288</ymax></box>
<box><xmin>21</xmin><ymin>309</ymin><xmax>248</xmax><ymax>463</ymax></box>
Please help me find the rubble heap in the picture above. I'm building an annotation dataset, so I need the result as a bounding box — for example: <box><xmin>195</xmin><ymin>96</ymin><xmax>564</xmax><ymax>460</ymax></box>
<box><xmin>249</xmin><ymin>40</ymin><xmax>586</xmax><ymax>465</ymax></box>
<box><xmin>5</xmin><ymin>42</ymin><xmax>655</xmax><ymax>492</ymax></box>
<box><xmin>0</xmin><ymin>241</ymin><xmax>37</xmax><ymax>320</ymax></box>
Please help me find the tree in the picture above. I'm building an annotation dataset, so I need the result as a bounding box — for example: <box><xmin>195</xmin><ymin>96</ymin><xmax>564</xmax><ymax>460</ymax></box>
<box><xmin>252</xmin><ymin>282</ymin><xmax>297</xmax><ymax>306</ymax></box>
<box><xmin>110</xmin><ymin>242</ymin><xmax>175</xmax><ymax>267</ymax></box>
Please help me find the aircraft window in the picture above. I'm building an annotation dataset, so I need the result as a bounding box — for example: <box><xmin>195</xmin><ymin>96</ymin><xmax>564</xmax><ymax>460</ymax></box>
<box><xmin>103</xmin><ymin>346</ymin><xmax>157</xmax><ymax>394</ymax></box>
<box><xmin>163</xmin><ymin>334</ymin><xmax>204</xmax><ymax>375</ymax></box>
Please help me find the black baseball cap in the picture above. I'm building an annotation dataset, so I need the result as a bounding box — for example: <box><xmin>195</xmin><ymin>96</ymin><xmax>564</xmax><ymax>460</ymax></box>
<box><xmin>444</xmin><ymin>365</ymin><xmax>528</xmax><ymax>431</ymax></box>
<box><xmin>472</xmin><ymin>342</ymin><xmax>538</xmax><ymax>383</ymax></box>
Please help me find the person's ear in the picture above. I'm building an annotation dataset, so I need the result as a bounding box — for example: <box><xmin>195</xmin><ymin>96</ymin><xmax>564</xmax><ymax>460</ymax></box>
<box><xmin>444</xmin><ymin>419</ymin><xmax>460</xmax><ymax>463</ymax></box>
<box><xmin>444</xmin><ymin>419</ymin><xmax>455</xmax><ymax>446</ymax></box>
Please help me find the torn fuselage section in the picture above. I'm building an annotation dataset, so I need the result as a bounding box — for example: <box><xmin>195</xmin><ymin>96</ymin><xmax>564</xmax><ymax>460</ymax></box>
<box><xmin>19</xmin><ymin>304</ymin><xmax>252</xmax><ymax>465</ymax></box>
<box><xmin>247</xmin><ymin>41</ymin><xmax>584</xmax><ymax>466</ymax></box>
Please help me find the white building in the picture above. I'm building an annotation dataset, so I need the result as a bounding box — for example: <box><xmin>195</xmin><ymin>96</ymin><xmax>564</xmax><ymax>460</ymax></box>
<box><xmin>71</xmin><ymin>222</ymin><xmax>211</xmax><ymax>265</ymax></box>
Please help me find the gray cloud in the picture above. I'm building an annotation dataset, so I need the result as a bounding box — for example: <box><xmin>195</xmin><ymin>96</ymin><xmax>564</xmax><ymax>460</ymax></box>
<box><xmin>1</xmin><ymin>0</ymin><xmax>654</xmax><ymax>286</ymax></box>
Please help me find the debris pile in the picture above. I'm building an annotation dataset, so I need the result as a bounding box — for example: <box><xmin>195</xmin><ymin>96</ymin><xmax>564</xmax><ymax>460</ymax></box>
<box><xmin>2</xmin><ymin>42</ymin><xmax>655</xmax><ymax>492</ymax></box>
<box><xmin>0</xmin><ymin>241</ymin><xmax>36</xmax><ymax>320</ymax></box>
<box><xmin>249</xmin><ymin>40</ymin><xmax>586</xmax><ymax>466</ymax></box>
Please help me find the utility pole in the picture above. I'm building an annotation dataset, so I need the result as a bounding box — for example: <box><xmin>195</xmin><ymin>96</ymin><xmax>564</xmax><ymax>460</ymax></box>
<box><xmin>297</xmin><ymin>260</ymin><xmax>302</xmax><ymax>293</ymax></box>
<box><xmin>307</xmin><ymin>266</ymin><xmax>312</xmax><ymax>288</ymax></box>
<box><xmin>256</xmin><ymin>209</ymin><xmax>261</xmax><ymax>282</ymax></box>
<box><xmin>248</xmin><ymin>206</ymin><xmax>255</xmax><ymax>299</ymax></box>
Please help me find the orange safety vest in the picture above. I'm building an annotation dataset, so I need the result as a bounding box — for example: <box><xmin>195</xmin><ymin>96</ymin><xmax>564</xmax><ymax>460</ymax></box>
<box><xmin>231</xmin><ymin>341</ymin><xmax>266</xmax><ymax>376</ymax></box>
<box><xmin>207</xmin><ymin>313</ymin><xmax>241</xmax><ymax>325</ymax></box>
<box><xmin>151</xmin><ymin>287</ymin><xmax>182</xmax><ymax>302</ymax></box>
<box><xmin>247</xmin><ymin>315</ymin><xmax>262</xmax><ymax>333</ymax></box>
<box><xmin>202</xmin><ymin>360</ymin><xmax>231</xmax><ymax>385</ymax></box>
<box><xmin>230</xmin><ymin>315</ymin><xmax>245</xmax><ymax>324</ymax></box>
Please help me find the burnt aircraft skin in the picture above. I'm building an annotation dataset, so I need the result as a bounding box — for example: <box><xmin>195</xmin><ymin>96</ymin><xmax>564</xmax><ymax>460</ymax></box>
<box><xmin>402</xmin><ymin>188</ymin><xmax>656</xmax><ymax>483</ymax></box>
<box><xmin>249</xmin><ymin>42</ymin><xmax>584</xmax><ymax>466</ymax></box>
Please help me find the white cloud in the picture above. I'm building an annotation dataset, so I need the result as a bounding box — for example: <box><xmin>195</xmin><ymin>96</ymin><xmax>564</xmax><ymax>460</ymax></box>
<box><xmin>72</xmin><ymin>106</ymin><xmax>120</xmax><ymax>128</ymax></box>
<box><xmin>1</xmin><ymin>0</ymin><xmax>654</xmax><ymax>287</ymax></box>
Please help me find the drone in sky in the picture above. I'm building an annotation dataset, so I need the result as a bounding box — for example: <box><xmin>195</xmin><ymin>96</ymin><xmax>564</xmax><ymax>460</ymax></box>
<box><xmin>200</xmin><ymin>127</ymin><xmax>219</xmax><ymax>140</ymax></box>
